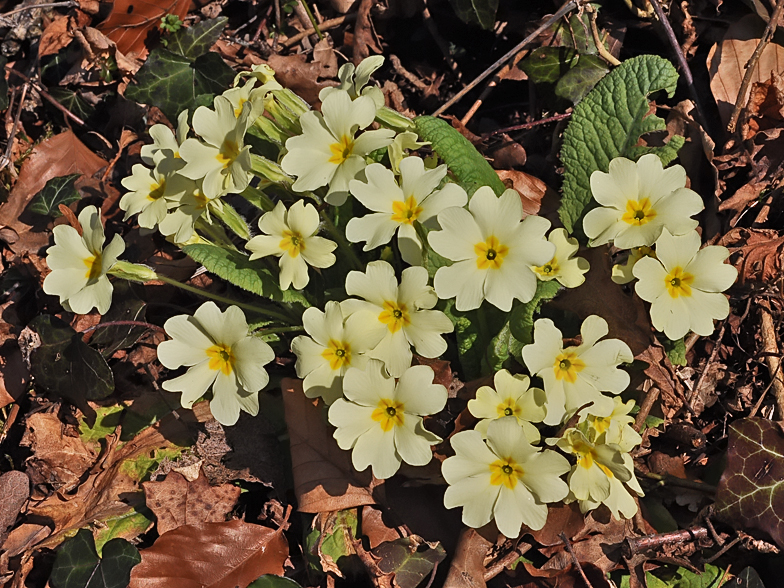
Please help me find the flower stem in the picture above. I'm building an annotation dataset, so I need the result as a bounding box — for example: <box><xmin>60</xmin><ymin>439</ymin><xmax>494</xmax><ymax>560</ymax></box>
<box><xmin>253</xmin><ymin>325</ymin><xmax>306</xmax><ymax>335</ymax></box>
<box><xmin>319</xmin><ymin>210</ymin><xmax>363</xmax><ymax>270</ymax></box>
<box><xmin>80</xmin><ymin>320</ymin><xmax>166</xmax><ymax>335</ymax></box>
<box><xmin>156</xmin><ymin>275</ymin><xmax>296</xmax><ymax>324</ymax></box>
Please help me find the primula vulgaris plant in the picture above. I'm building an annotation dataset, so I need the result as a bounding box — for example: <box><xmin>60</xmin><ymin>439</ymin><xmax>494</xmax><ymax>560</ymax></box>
<box><xmin>43</xmin><ymin>55</ymin><xmax>737</xmax><ymax>538</ymax></box>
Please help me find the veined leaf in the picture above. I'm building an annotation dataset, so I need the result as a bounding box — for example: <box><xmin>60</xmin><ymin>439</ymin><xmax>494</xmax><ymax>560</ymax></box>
<box><xmin>447</xmin><ymin>0</ymin><xmax>499</xmax><ymax>30</ymax></box>
<box><xmin>182</xmin><ymin>243</ymin><xmax>281</xmax><ymax>299</ymax></box>
<box><xmin>167</xmin><ymin>17</ymin><xmax>227</xmax><ymax>60</ymax></box>
<box><xmin>559</xmin><ymin>55</ymin><xmax>685</xmax><ymax>232</ymax></box>
<box><xmin>414</xmin><ymin>116</ymin><xmax>505</xmax><ymax>197</ymax></box>
<box><xmin>28</xmin><ymin>174</ymin><xmax>82</xmax><ymax>217</ymax></box>
<box><xmin>509</xmin><ymin>280</ymin><xmax>561</xmax><ymax>350</ymax></box>
<box><xmin>50</xmin><ymin>529</ymin><xmax>140</xmax><ymax>588</ymax></box>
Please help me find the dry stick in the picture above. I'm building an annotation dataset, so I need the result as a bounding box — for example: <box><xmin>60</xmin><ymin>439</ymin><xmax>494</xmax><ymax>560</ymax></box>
<box><xmin>5</xmin><ymin>66</ymin><xmax>86</xmax><ymax>127</ymax></box>
<box><xmin>461</xmin><ymin>48</ymin><xmax>530</xmax><ymax>126</ymax></box>
<box><xmin>586</xmin><ymin>4</ymin><xmax>620</xmax><ymax>66</ymax></box>
<box><xmin>559</xmin><ymin>532</ymin><xmax>594</xmax><ymax>588</ymax></box>
<box><xmin>749</xmin><ymin>359</ymin><xmax>783</xmax><ymax>418</ymax></box>
<box><xmin>484</xmin><ymin>544</ymin><xmax>532</xmax><ymax>581</ymax></box>
<box><xmin>633</xmin><ymin>384</ymin><xmax>660</xmax><ymax>432</ymax></box>
<box><xmin>482</xmin><ymin>112</ymin><xmax>572</xmax><ymax>139</ymax></box>
<box><xmin>431</xmin><ymin>0</ymin><xmax>578</xmax><ymax>116</ymax></box>
<box><xmin>758</xmin><ymin>299</ymin><xmax>784</xmax><ymax>419</ymax></box>
<box><xmin>0</xmin><ymin>81</ymin><xmax>28</xmax><ymax>174</ymax></box>
<box><xmin>647</xmin><ymin>0</ymin><xmax>711</xmax><ymax>135</ymax></box>
<box><xmin>282</xmin><ymin>14</ymin><xmax>355</xmax><ymax>48</ymax></box>
<box><xmin>688</xmin><ymin>321</ymin><xmax>726</xmax><ymax>406</ymax></box>
<box><xmin>727</xmin><ymin>0</ymin><xmax>784</xmax><ymax>134</ymax></box>
<box><xmin>422</xmin><ymin>0</ymin><xmax>458</xmax><ymax>74</ymax></box>
<box><xmin>390</xmin><ymin>54</ymin><xmax>429</xmax><ymax>92</ymax></box>
<box><xmin>0</xmin><ymin>0</ymin><xmax>77</xmax><ymax>20</ymax></box>
<box><xmin>623</xmin><ymin>527</ymin><xmax>709</xmax><ymax>558</ymax></box>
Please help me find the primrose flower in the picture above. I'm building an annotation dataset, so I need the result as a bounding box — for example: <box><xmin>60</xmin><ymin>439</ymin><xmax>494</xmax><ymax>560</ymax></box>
<box><xmin>141</xmin><ymin>110</ymin><xmax>189</xmax><ymax>165</ymax></box>
<box><xmin>319</xmin><ymin>55</ymin><xmax>385</xmax><ymax>107</ymax></box>
<box><xmin>157</xmin><ymin>302</ymin><xmax>274</xmax><ymax>426</ymax></box>
<box><xmin>280</xmin><ymin>90</ymin><xmax>395</xmax><ymax>205</ymax></box>
<box><xmin>341</xmin><ymin>260</ymin><xmax>453</xmax><ymax>377</ymax></box>
<box><xmin>531</xmin><ymin>228</ymin><xmax>590</xmax><ymax>288</ymax></box>
<box><xmin>290</xmin><ymin>301</ymin><xmax>378</xmax><ymax>404</ymax></box>
<box><xmin>581</xmin><ymin>397</ymin><xmax>642</xmax><ymax>453</ymax></box>
<box><xmin>346</xmin><ymin>157</ymin><xmax>467</xmax><ymax>265</ymax></box>
<box><xmin>178</xmin><ymin>95</ymin><xmax>253</xmax><ymax>198</ymax></box>
<box><xmin>120</xmin><ymin>158</ymin><xmax>189</xmax><ymax>230</ymax></box>
<box><xmin>157</xmin><ymin>179</ymin><xmax>218</xmax><ymax>244</ymax></box>
<box><xmin>467</xmin><ymin>370</ymin><xmax>546</xmax><ymax>443</ymax></box>
<box><xmin>328</xmin><ymin>360</ymin><xmax>446</xmax><ymax>479</ymax></box>
<box><xmin>43</xmin><ymin>205</ymin><xmax>124</xmax><ymax>315</ymax></box>
<box><xmin>223</xmin><ymin>77</ymin><xmax>278</xmax><ymax>121</ymax></box>
<box><xmin>611</xmin><ymin>246</ymin><xmax>656</xmax><ymax>284</ymax></box>
<box><xmin>428</xmin><ymin>187</ymin><xmax>555</xmax><ymax>312</ymax></box>
<box><xmin>521</xmin><ymin>316</ymin><xmax>633</xmax><ymax>426</ymax></box>
<box><xmin>555</xmin><ymin>428</ymin><xmax>642</xmax><ymax>519</ymax></box>
<box><xmin>388</xmin><ymin>132</ymin><xmax>428</xmax><ymax>174</ymax></box>
<box><xmin>582</xmin><ymin>154</ymin><xmax>704</xmax><ymax>249</ymax></box>
<box><xmin>442</xmin><ymin>417</ymin><xmax>570</xmax><ymax>537</ymax></box>
<box><xmin>633</xmin><ymin>229</ymin><xmax>736</xmax><ymax>340</ymax></box>
<box><xmin>246</xmin><ymin>200</ymin><xmax>337</xmax><ymax>291</ymax></box>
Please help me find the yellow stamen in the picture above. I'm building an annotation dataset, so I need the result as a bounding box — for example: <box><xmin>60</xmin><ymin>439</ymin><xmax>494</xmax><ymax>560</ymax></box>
<box><xmin>206</xmin><ymin>343</ymin><xmax>235</xmax><ymax>376</ymax></box>
<box><xmin>533</xmin><ymin>257</ymin><xmax>560</xmax><ymax>278</ymax></box>
<box><xmin>371</xmin><ymin>398</ymin><xmax>405</xmax><ymax>432</ymax></box>
<box><xmin>234</xmin><ymin>98</ymin><xmax>248</xmax><ymax>118</ymax></box>
<box><xmin>474</xmin><ymin>235</ymin><xmax>509</xmax><ymax>270</ymax></box>
<box><xmin>321</xmin><ymin>339</ymin><xmax>351</xmax><ymax>371</ymax></box>
<box><xmin>495</xmin><ymin>398</ymin><xmax>521</xmax><ymax>419</ymax></box>
<box><xmin>621</xmin><ymin>197</ymin><xmax>656</xmax><ymax>226</ymax></box>
<box><xmin>83</xmin><ymin>253</ymin><xmax>103</xmax><ymax>280</ymax></box>
<box><xmin>553</xmin><ymin>351</ymin><xmax>586</xmax><ymax>384</ymax></box>
<box><xmin>147</xmin><ymin>179</ymin><xmax>166</xmax><ymax>201</ymax></box>
<box><xmin>390</xmin><ymin>196</ymin><xmax>424</xmax><ymax>225</ymax></box>
<box><xmin>664</xmin><ymin>266</ymin><xmax>694</xmax><ymax>298</ymax></box>
<box><xmin>489</xmin><ymin>458</ymin><xmax>524</xmax><ymax>489</ymax></box>
<box><xmin>279</xmin><ymin>230</ymin><xmax>306</xmax><ymax>258</ymax></box>
<box><xmin>216</xmin><ymin>139</ymin><xmax>241</xmax><ymax>168</ymax></box>
<box><xmin>590</xmin><ymin>416</ymin><xmax>612</xmax><ymax>435</ymax></box>
<box><xmin>377</xmin><ymin>301</ymin><xmax>411</xmax><ymax>334</ymax></box>
<box><xmin>328</xmin><ymin>135</ymin><xmax>354</xmax><ymax>165</ymax></box>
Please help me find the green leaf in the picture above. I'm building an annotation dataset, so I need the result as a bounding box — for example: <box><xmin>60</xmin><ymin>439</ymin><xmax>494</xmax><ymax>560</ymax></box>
<box><xmin>619</xmin><ymin>564</ymin><xmax>725</xmax><ymax>588</ymax></box>
<box><xmin>90</xmin><ymin>282</ymin><xmax>149</xmax><ymax>357</ymax></box>
<box><xmin>509</xmin><ymin>280</ymin><xmax>561</xmax><ymax>349</ymax></box>
<box><xmin>447</xmin><ymin>0</ymin><xmax>499</xmax><ymax>29</ymax></box>
<box><xmin>715</xmin><ymin>417</ymin><xmax>784</xmax><ymax>548</ymax></box>
<box><xmin>662</xmin><ymin>336</ymin><xmax>686</xmax><ymax>366</ymax></box>
<box><xmin>212</xmin><ymin>202</ymin><xmax>250</xmax><ymax>240</ymax></box>
<box><xmin>182</xmin><ymin>243</ymin><xmax>280</xmax><ymax>297</ymax></box>
<box><xmin>414</xmin><ymin>116</ymin><xmax>506</xmax><ymax>196</ymax></box>
<box><xmin>48</xmin><ymin>88</ymin><xmax>96</xmax><ymax>123</ymax></box>
<box><xmin>27</xmin><ymin>174</ymin><xmax>82</xmax><ymax>217</ymax></box>
<box><xmin>29</xmin><ymin>315</ymin><xmax>115</xmax><ymax>413</ymax></box>
<box><xmin>736</xmin><ymin>567</ymin><xmax>766</xmax><ymax>588</ymax></box>
<box><xmin>481</xmin><ymin>321</ymin><xmax>511</xmax><ymax>375</ymax></box>
<box><xmin>370</xmin><ymin>537</ymin><xmax>446</xmax><ymax>588</ymax></box>
<box><xmin>320</xmin><ymin>510</ymin><xmax>360</xmax><ymax>575</ymax></box>
<box><xmin>555</xmin><ymin>54</ymin><xmax>609</xmax><ymax>104</ymax></box>
<box><xmin>248</xmin><ymin>577</ymin><xmax>303</xmax><ymax>588</ymax></box>
<box><xmin>49</xmin><ymin>529</ymin><xmax>140</xmax><ymax>588</ymax></box>
<box><xmin>558</xmin><ymin>55</ymin><xmax>686</xmax><ymax>232</ymax></box>
<box><xmin>445</xmin><ymin>302</ymin><xmax>507</xmax><ymax>380</ymax></box>
<box><xmin>125</xmin><ymin>49</ymin><xmax>234</xmax><ymax>122</ymax></box>
<box><xmin>167</xmin><ymin>17</ymin><xmax>227</xmax><ymax>60</ymax></box>
<box><xmin>79</xmin><ymin>405</ymin><xmax>124</xmax><ymax>446</ymax></box>
<box><xmin>93</xmin><ymin>508</ymin><xmax>153</xmax><ymax>555</ymax></box>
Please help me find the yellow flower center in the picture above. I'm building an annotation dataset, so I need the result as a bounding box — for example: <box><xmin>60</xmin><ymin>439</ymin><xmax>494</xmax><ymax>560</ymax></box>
<box><xmin>553</xmin><ymin>351</ymin><xmax>586</xmax><ymax>384</ymax></box>
<box><xmin>621</xmin><ymin>197</ymin><xmax>656</xmax><ymax>226</ymax></box>
<box><xmin>590</xmin><ymin>415</ymin><xmax>612</xmax><ymax>435</ymax></box>
<box><xmin>328</xmin><ymin>134</ymin><xmax>354</xmax><ymax>165</ymax></box>
<box><xmin>489</xmin><ymin>457</ymin><xmax>524</xmax><ymax>489</ymax></box>
<box><xmin>206</xmin><ymin>343</ymin><xmax>235</xmax><ymax>376</ymax></box>
<box><xmin>474</xmin><ymin>235</ymin><xmax>509</xmax><ymax>270</ymax></box>
<box><xmin>216</xmin><ymin>139</ymin><xmax>241</xmax><ymax>168</ymax></box>
<box><xmin>371</xmin><ymin>398</ymin><xmax>405</xmax><ymax>432</ymax></box>
<box><xmin>148</xmin><ymin>179</ymin><xmax>166</xmax><ymax>201</ymax></box>
<box><xmin>496</xmin><ymin>398</ymin><xmax>521</xmax><ymax>419</ymax></box>
<box><xmin>83</xmin><ymin>253</ymin><xmax>103</xmax><ymax>280</ymax></box>
<box><xmin>378</xmin><ymin>301</ymin><xmax>410</xmax><ymax>334</ymax></box>
<box><xmin>193</xmin><ymin>189</ymin><xmax>210</xmax><ymax>210</ymax></box>
<box><xmin>573</xmin><ymin>440</ymin><xmax>614</xmax><ymax>478</ymax></box>
<box><xmin>279</xmin><ymin>230</ymin><xmax>306</xmax><ymax>258</ymax></box>
<box><xmin>321</xmin><ymin>339</ymin><xmax>351</xmax><ymax>371</ymax></box>
<box><xmin>533</xmin><ymin>256</ymin><xmax>560</xmax><ymax>278</ymax></box>
<box><xmin>234</xmin><ymin>98</ymin><xmax>248</xmax><ymax>118</ymax></box>
<box><xmin>664</xmin><ymin>266</ymin><xmax>694</xmax><ymax>298</ymax></box>
<box><xmin>390</xmin><ymin>195</ymin><xmax>424</xmax><ymax>225</ymax></box>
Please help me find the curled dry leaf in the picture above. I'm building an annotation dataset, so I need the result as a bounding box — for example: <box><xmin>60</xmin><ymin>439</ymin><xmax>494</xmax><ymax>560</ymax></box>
<box><xmin>142</xmin><ymin>469</ymin><xmax>241</xmax><ymax>535</ymax></box>
<box><xmin>637</xmin><ymin>343</ymin><xmax>687</xmax><ymax>420</ymax></box>
<box><xmin>719</xmin><ymin>227</ymin><xmax>784</xmax><ymax>284</ymax></box>
<box><xmin>282</xmin><ymin>378</ymin><xmax>380</xmax><ymax>513</ymax></box>
<box><xmin>128</xmin><ymin>519</ymin><xmax>288</xmax><ymax>588</ymax></box>
<box><xmin>38</xmin><ymin>11</ymin><xmax>93</xmax><ymax>58</ymax></box>
<box><xmin>495</xmin><ymin>169</ymin><xmax>552</xmax><ymax>217</ymax></box>
<box><xmin>96</xmin><ymin>0</ymin><xmax>190</xmax><ymax>58</ymax></box>
<box><xmin>266</xmin><ymin>54</ymin><xmax>336</xmax><ymax>106</ymax></box>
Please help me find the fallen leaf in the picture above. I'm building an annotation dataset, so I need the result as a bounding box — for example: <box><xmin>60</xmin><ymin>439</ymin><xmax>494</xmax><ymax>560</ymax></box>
<box><xmin>142</xmin><ymin>469</ymin><xmax>241</xmax><ymax>535</ymax></box>
<box><xmin>128</xmin><ymin>519</ymin><xmax>288</xmax><ymax>588</ymax></box>
<box><xmin>442</xmin><ymin>528</ymin><xmax>492</xmax><ymax>588</ymax></box>
<box><xmin>96</xmin><ymin>0</ymin><xmax>190</xmax><ymax>58</ymax></box>
<box><xmin>495</xmin><ymin>169</ymin><xmax>552</xmax><ymax>217</ymax></box>
<box><xmin>50</xmin><ymin>528</ymin><xmax>140</xmax><ymax>588</ymax></box>
<box><xmin>370</xmin><ymin>535</ymin><xmax>446</xmax><ymax>588</ymax></box>
<box><xmin>527</xmin><ymin>503</ymin><xmax>585</xmax><ymax>546</ymax></box>
<box><xmin>719</xmin><ymin>227</ymin><xmax>784</xmax><ymax>284</ymax></box>
<box><xmin>0</xmin><ymin>471</ymin><xmax>29</xmax><ymax>547</ymax></box>
<box><xmin>282</xmin><ymin>378</ymin><xmax>380</xmax><ymax>513</ymax></box>
<box><xmin>266</xmin><ymin>54</ymin><xmax>336</xmax><ymax>106</ymax></box>
<box><xmin>38</xmin><ymin>11</ymin><xmax>92</xmax><ymax>58</ymax></box>
<box><xmin>0</xmin><ymin>337</ymin><xmax>29</xmax><ymax>409</ymax></box>
<box><xmin>743</xmin><ymin>71</ymin><xmax>784</xmax><ymax>140</ymax></box>
<box><xmin>707</xmin><ymin>14</ymin><xmax>784</xmax><ymax>127</ymax></box>
<box><xmin>360</xmin><ymin>505</ymin><xmax>405</xmax><ymax>549</ymax></box>
<box><xmin>637</xmin><ymin>343</ymin><xmax>686</xmax><ymax>419</ymax></box>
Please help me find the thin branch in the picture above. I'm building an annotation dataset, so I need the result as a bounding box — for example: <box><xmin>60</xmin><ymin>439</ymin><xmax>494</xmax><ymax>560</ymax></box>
<box><xmin>282</xmin><ymin>13</ymin><xmax>355</xmax><ymax>48</ymax></box>
<box><xmin>5</xmin><ymin>66</ymin><xmax>86</xmax><ymax>127</ymax></box>
<box><xmin>0</xmin><ymin>1</ymin><xmax>77</xmax><ymax>21</ymax></box>
<box><xmin>431</xmin><ymin>0</ymin><xmax>578</xmax><ymax>116</ymax></box>
<box><xmin>688</xmin><ymin>321</ymin><xmax>726</xmax><ymax>405</ymax></box>
<box><xmin>559</xmin><ymin>532</ymin><xmax>594</xmax><ymax>588</ymax></box>
<box><xmin>298</xmin><ymin>0</ymin><xmax>323</xmax><ymax>40</ymax></box>
<box><xmin>80</xmin><ymin>320</ymin><xmax>166</xmax><ymax>335</ymax></box>
<box><xmin>482</xmin><ymin>113</ymin><xmax>571</xmax><ymax>139</ymax></box>
<box><xmin>624</xmin><ymin>527</ymin><xmax>709</xmax><ymax>558</ymax></box>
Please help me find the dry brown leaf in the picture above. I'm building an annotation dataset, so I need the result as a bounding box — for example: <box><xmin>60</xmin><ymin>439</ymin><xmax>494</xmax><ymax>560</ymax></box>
<box><xmin>128</xmin><ymin>519</ymin><xmax>288</xmax><ymax>588</ymax></box>
<box><xmin>443</xmin><ymin>528</ymin><xmax>492</xmax><ymax>588</ymax></box>
<box><xmin>361</xmin><ymin>505</ymin><xmax>405</xmax><ymax>549</ymax></box>
<box><xmin>143</xmin><ymin>469</ymin><xmax>240</xmax><ymax>535</ymax></box>
<box><xmin>0</xmin><ymin>336</ymin><xmax>28</xmax><ymax>410</ymax></box>
<box><xmin>719</xmin><ymin>227</ymin><xmax>784</xmax><ymax>284</ymax></box>
<box><xmin>0</xmin><ymin>471</ymin><xmax>29</xmax><ymax>548</ymax></box>
<box><xmin>38</xmin><ymin>11</ymin><xmax>92</xmax><ymax>58</ymax></box>
<box><xmin>707</xmin><ymin>14</ymin><xmax>784</xmax><ymax>127</ymax></box>
<box><xmin>70</xmin><ymin>27</ymin><xmax>141</xmax><ymax>79</ymax></box>
<box><xmin>495</xmin><ymin>169</ymin><xmax>553</xmax><ymax>217</ymax></box>
<box><xmin>527</xmin><ymin>503</ymin><xmax>585</xmax><ymax>547</ymax></box>
<box><xmin>0</xmin><ymin>131</ymin><xmax>107</xmax><ymax>256</ymax></box>
<box><xmin>488</xmin><ymin>136</ymin><xmax>527</xmax><ymax>169</ymax></box>
<box><xmin>266</xmin><ymin>54</ymin><xmax>336</xmax><ymax>106</ymax></box>
<box><xmin>96</xmin><ymin>0</ymin><xmax>190</xmax><ymax>58</ymax></box>
<box><xmin>22</xmin><ymin>413</ymin><xmax>98</xmax><ymax>493</ymax></box>
<box><xmin>637</xmin><ymin>344</ymin><xmax>686</xmax><ymax>419</ymax></box>
<box><xmin>282</xmin><ymin>378</ymin><xmax>379</xmax><ymax>513</ymax></box>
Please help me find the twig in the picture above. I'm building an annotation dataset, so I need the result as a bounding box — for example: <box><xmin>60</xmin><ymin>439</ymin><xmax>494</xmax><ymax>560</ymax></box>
<box><xmin>390</xmin><ymin>54</ymin><xmax>429</xmax><ymax>92</ymax></box>
<box><xmin>758</xmin><ymin>299</ymin><xmax>784</xmax><ymax>418</ymax></box>
<box><xmin>0</xmin><ymin>80</ymin><xmax>28</xmax><ymax>174</ymax></box>
<box><xmin>623</xmin><ymin>527</ymin><xmax>709</xmax><ymax>558</ymax></box>
<box><xmin>647</xmin><ymin>0</ymin><xmax>711</xmax><ymax>135</ymax></box>
<box><xmin>298</xmin><ymin>0</ymin><xmax>323</xmax><ymax>40</ymax></box>
<box><xmin>703</xmin><ymin>538</ymin><xmax>741</xmax><ymax>564</ymax></box>
<box><xmin>636</xmin><ymin>470</ymin><xmax>718</xmax><ymax>495</ymax></box>
<box><xmin>633</xmin><ymin>384</ymin><xmax>660</xmax><ymax>433</ymax></box>
<box><xmin>688</xmin><ymin>321</ymin><xmax>726</xmax><ymax>405</ymax></box>
<box><xmin>727</xmin><ymin>0</ymin><xmax>784</xmax><ymax>134</ymax></box>
<box><xmin>282</xmin><ymin>14</ymin><xmax>355</xmax><ymax>48</ymax></box>
<box><xmin>431</xmin><ymin>0</ymin><xmax>578</xmax><ymax>116</ymax></box>
<box><xmin>482</xmin><ymin>113</ymin><xmax>572</xmax><ymax>139</ymax></box>
<box><xmin>422</xmin><ymin>0</ymin><xmax>458</xmax><ymax>74</ymax></box>
<box><xmin>5</xmin><ymin>66</ymin><xmax>86</xmax><ymax>127</ymax></box>
<box><xmin>0</xmin><ymin>0</ymin><xmax>77</xmax><ymax>21</ymax></box>
<box><xmin>484</xmin><ymin>544</ymin><xmax>532</xmax><ymax>581</ymax></box>
<box><xmin>461</xmin><ymin>48</ymin><xmax>531</xmax><ymax>126</ymax></box>
<box><xmin>559</xmin><ymin>532</ymin><xmax>594</xmax><ymax>588</ymax></box>
<box><xmin>749</xmin><ymin>359</ymin><xmax>782</xmax><ymax>417</ymax></box>
<box><xmin>586</xmin><ymin>4</ymin><xmax>620</xmax><ymax>66</ymax></box>
<box><xmin>80</xmin><ymin>320</ymin><xmax>166</xmax><ymax>335</ymax></box>
<box><xmin>423</xmin><ymin>559</ymin><xmax>439</xmax><ymax>588</ymax></box>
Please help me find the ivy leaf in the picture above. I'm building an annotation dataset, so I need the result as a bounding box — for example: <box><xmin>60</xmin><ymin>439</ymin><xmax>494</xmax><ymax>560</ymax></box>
<box><xmin>167</xmin><ymin>17</ymin><xmax>228</xmax><ymax>60</ymax></box>
<box><xmin>558</xmin><ymin>55</ymin><xmax>685</xmax><ymax>232</ymax></box>
<box><xmin>519</xmin><ymin>48</ymin><xmax>608</xmax><ymax>105</ymax></box>
<box><xmin>48</xmin><ymin>88</ymin><xmax>96</xmax><ymax>123</ymax></box>
<box><xmin>555</xmin><ymin>54</ymin><xmax>609</xmax><ymax>104</ymax></box>
<box><xmin>736</xmin><ymin>567</ymin><xmax>766</xmax><ymax>588</ymax></box>
<box><xmin>447</xmin><ymin>0</ymin><xmax>498</xmax><ymax>29</ymax></box>
<box><xmin>619</xmin><ymin>564</ymin><xmax>725</xmax><ymax>588</ymax></box>
<box><xmin>414</xmin><ymin>116</ymin><xmax>506</xmax><ymax>197</ymax></box>
<box><xmin>49</xmin><ymin>528</ymin><xmax>140</xmax><ymax>588</ymax></box>
<box><xmin>27</xmin><ymin>174</ymin><xmax>82</xmax><ymax>217</ymax></box>
<box><xmin>509</xmin><ymin>280</ymin><xmax>561</xmax><ymax>349</ymax></box>
<box><xmin>371</xmin><ymin>537</ymin><xmax>446</xmax><ymax>588</ymax></box>
<box><xmin>715</xmin><ymin>417</ymin><xmax>784</xmax><ymax>548</ymax></box>
<box><xmin>182</xmin><ymin>243</ymin><xmax>282</xmax><ymax>299</ymax></box>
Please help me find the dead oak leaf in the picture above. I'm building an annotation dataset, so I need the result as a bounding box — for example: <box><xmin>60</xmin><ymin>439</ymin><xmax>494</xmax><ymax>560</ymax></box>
<box><xmin>719</xmin><ymin>227</ymin><xmax>784</xmax><ymax>284</ymax></box>
<box><xmin>143</xmin><ymin>469</ymin><xmax>240</xmax><ymax>535</ymax></box>
<box><xmin>96</xmin><ymin>0</ymin><xmax>190</xmax><ymax>59</ymax></box>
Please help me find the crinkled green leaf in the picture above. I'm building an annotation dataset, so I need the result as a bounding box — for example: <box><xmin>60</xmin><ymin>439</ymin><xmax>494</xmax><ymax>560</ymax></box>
<box><xmin>481</xmin><ymin>321</ymin><xmax>511</xmax><ymax>375</ymax></box>
<box><xmin>167</xmin><ymin>17</ymin><xmax>227</xmax><ymax>60</ymax></box>
<box><xmin>182</xmin><ymin>243</ymin><xmax>282</xmax><ymax>298</ymax></box>
<box><xmin>447</xmin><ymin>0</ymin><xmax>498</xmax><ymax>29</ymax></box>
<box><xmin>371</xmin><ymin>537</ymin><xmax>446</xmax><ymax>588</ymax></box>
<box><xmin>79</xmin><ymin>405</ymin><xmax>124</xmax><ymax>446</ymax></box>
<box><xmin>49</xmin><ymin>529</ymin><xmax>140</xmax><ymax>588</ymax></box>
<box><xmin>93</xmin><ymin>508</ymin><xmax>153</xmax><ymax>555</ymax></box>
<box><xmin>662</xmin><ymin>335</ymin><xmax>687</xmax><ymax>367</ymax></box>
<box><xmin>559</xmin><ymin>55</ymin><xmax>685</xmax><ymax>232</ymax></box>
<box><xmin>509</xmin><ymin>280</ymin><xmax>561</xmax><ymax>349</ymax></box>
<box><xmin>28</xmin><ymin>174</ymin><xmax>82</xmax><ymax>217</ymax></box>
<box><xmin>414</xmin><ymin>116</ymin><xmax>505</xmax><ymax>196</ymax></box>
<box><xmin>248</xmin><ymin>576</ymin><xmax>303</xmax><ymax>588</ymax></box>
<box><xmin>716</xmin><ymin>417</ymin><xmax>784</xmax><ymax>548</ymax></box>
<box><xmin>444</xmin><ymin>302</ymin><xmax>506</xmax><ymax>380</ymax></box>
<box><xmin>619</xmin><ymin>564</ymin><xmax>725</xmax><ymax>588</ymax></box>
